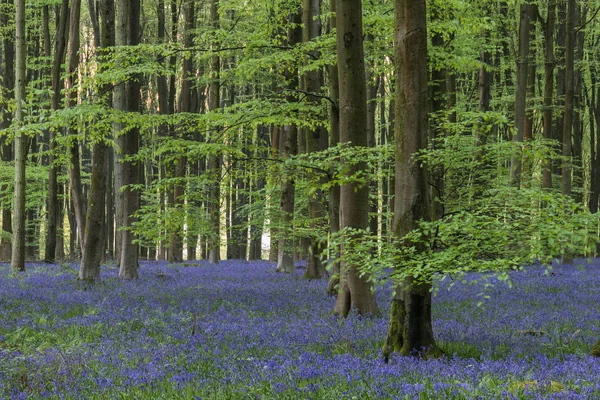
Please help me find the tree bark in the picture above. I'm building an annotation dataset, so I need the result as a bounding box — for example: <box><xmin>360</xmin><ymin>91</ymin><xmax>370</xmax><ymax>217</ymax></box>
<box><xmin>302</xmin><ymin>0</ymin><xmax>327</xmax><ymax>279</ymax></box>
<box><xmin>542</xmin><ymin>0</ymin><xmax>556</xmax><ymax>189</ymax></box>
<box><xmin>11</xmin><ymin>0</ymin><xmax>26</xmax><ymax>271</ymax></box>
<box><xmin>79</xmin><ymin>0</ymin><xmax>114</xmax><ymax>281</ymax></box>
<box><xmin>383</xmin><ymin>0</ymin><xmax>441</xmax><ymax>359</ymax></box>
<box><xmin>561</xmin><ymin>0</ymin><xmax>575</xmax><ymax>196</ymax></box>
<box><xmin>207</xmin><ymin>0</ymin><xmax>221</xmax><ymax>264</ymax></box>
<box><xmin>510</xmin><ymin>3</ymin><xmax>535</xmax><ymax>188</ymax></box>
<box><xmin>327</xmin><ymin>0</ymin><xmax>341</xmax><ymax>296</ymax></box>
<box><xmin>275</xmin><ymin>8</ymin><xmax>301</xmax><ymax>274</ymax></box>
<box><xmin>44</xmin><ymin>0</ymin><xmax>69</xmax><ymax>263</ymax></box>
<box><xmin>0</xmin><ymin>0</ymin><xmax>15</xmax><ymax>261</ymax></box>
<box><xmin>334</xmin><ymin>0</ymin><xmax>378</xmax><ymax>316</ymax></box>
<box><xmin>115</xmin><ymin>0</ymin><xmax>141</xmax><ymax>278</ymax></box>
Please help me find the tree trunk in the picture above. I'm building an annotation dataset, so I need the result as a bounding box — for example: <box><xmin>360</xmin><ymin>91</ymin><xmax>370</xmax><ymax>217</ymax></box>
<box><xmin>561</xmin><ymin>0</ymin><xmax>575</xmax><ymax>196</ymax></box>
<box><xmin>334</xmin><ymin>0</ymin><xmax>378</xmax><ymax>316</ymax></box>
<box><xmin>65</xmin><ymin>0</ymin><xmax>87</xmax><ymax>253</ymax></box>
<box><xmin>510</xmin><ymin>3</ymin><xmax>535</xmax><ymax>188</ymax></box>
<box><xmin>79</xmin><ymin>0</ymin><xmax>114</xmax><ymax>281</ymax></box>
<box><xmin>542</xmin><ymin>0</ymin><xmax>556</xmax><ymax>189</ymax></box>
<box><xmin>383</xmin><ymin>0</ymin><xmax>441</xmax><ymax>360</ymax></box>
<box><xmin>268</xmin><ymin>125</ymin><xmax>280</xmax><ymax>263</ymax></box>
<box><xmin>571</xmin><ymin>5</ymin><xmax>584</xmax><ymax>201</ymax></box>
<box><xmin>275</xmin><ymin>8</ymin><xmax>301</xmax><ymax>274</ymax></box>
<box><xmin>327</xmin><ymin>0</ymin><xmax>341</xmax><ymax>296</ymax></box>
<box><xmin>10</xmin><ymin>0</ymin><xmax>26</xmax><ymax>271</ymax></box>
<box><xmin>276</xmin><ymin>124</ymin><xmax>297</xmax><ymax>274</ymax></box>
<box><xmin>116</xmin><ymin>0</ymin><xmax>141</xmax><ymax>278</ymax></box>
<box><xmin>45</xmin><ymin>0</ymin><xmax>69</xmax><ymax>263</ymax></box>
<box><xmin>207</xmin><ymin>0</ymin><xmax>221</xmax><ymax>264</ymax></box>
<box><xmin>0</xmin><ymin>1</ymin><xmax>15</xmax><ymax>262</ymax></box>
<box><xmin>303</xmin><ymin>0</ymin><xmax>328</xmax><ymax>279</ymax></box>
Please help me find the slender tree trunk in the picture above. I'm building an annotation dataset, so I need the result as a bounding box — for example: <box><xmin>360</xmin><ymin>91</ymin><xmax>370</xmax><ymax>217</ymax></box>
<box><xmin>275</xmin><ymin>8</ymin><xmax>301</xmax><ymax>274</ymax></box>
<box><xmin>45</xmin><ymin>0</ymin><xmax>69</xmax><ymax>263</ymax></box>
<box><xmin>207</xmin><ymin>0</ymin><xmax>221</xmax><ymax>264</ymax></box>
<box><xmin>65</xmin><ymin>0</ymin><xmax>87</xmax><ymax>254</ymax></box>
<box><xmin>116</xmin><ymin>0</ymin><xmax>141</xmax><ymax>278</ymax></box>
<box><xmin>542</xmin><ymin>0</ymin><xmax>556</xmax><ymax>189</ymax></box>
<box><xmin>268</xmin><ymin>125</ymin><xmax>280</xmax><ymax>263</ymax></box>
<box><xmin>0</xmin><ymin>0</ymin><xmax>15</xmax><ymax>261</ymax></box>
<box><xmin>11</xmin><ymin>0</ymin><xmax>26</xmax><ymax>271</ymax></box>
<box><xmin>79</xmin><ymin>0</ymin><xmax>114</xmax><ymax>281</ymax></box>
<box><xmin>510</xmin><ymin>3</ymin><xmax>535</xmax><ymax>188</ymax></box>
<box><xmin>562</xmin><ymin>0</ymin><xmax>575</xmax><ymax>196</ymax></box>
<box><xmin>277</xmin><ymin>123</ymin><xmax>298</xmax><ymax>274</ymax></box>
<box><xmin>571</xmin><ymin>5</ymin><xmax>584</xmax><ymax>201</ymax></box>
<box><xmin>302</xmin><ymin>0</ymin><xmax>328</xmax><ymax>279</ymax></box>
<box><xmin>333</xmin><ymin>0</ymin><xmax>378</xmax><ymax>316</ymax></box>
<box><xmin>327</xmin><ymin>0</ymin><xmax>341</xmax><ymax>296</ymax></box>
<box><xmin>366</xmin><ymin>64</ymin><xmax>379</xmax><ymax>236</ymax></box>
<box><xmin>383</xmin><ymin>0</ymin><xmax>441</xmax><ymax>360</ymax></box>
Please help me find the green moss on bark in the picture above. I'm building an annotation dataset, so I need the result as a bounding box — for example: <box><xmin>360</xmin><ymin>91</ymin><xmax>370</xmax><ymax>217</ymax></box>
<box><xmin>382</xmin><ymin>298</ymin><xmax>405</xmax><ymax>362</ymax></box>
<box><xmin>592</xmin><ymin>339</ymin><xmax>600</xmax><ymax>357</ymax></box>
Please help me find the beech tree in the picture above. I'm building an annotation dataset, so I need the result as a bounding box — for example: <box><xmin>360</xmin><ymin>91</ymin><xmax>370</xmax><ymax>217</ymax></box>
<box><xmin>382</xmin><ymin>0</ymin><xmax>440</xmax><ymax>359</ymax></box>
<box><xmin>115</xmin><ymin>0</ymin><xmax>141</xmax><ymax>278</ymax></box>
<box><xmin>10</xmin><ymin>0</ymin><xmax>25</xmax><ymax>272</ymax></box>
<box><xmin>333</xmin><ymin>0</ymin><xmax>378</xmax><ymax>317</ymax></box>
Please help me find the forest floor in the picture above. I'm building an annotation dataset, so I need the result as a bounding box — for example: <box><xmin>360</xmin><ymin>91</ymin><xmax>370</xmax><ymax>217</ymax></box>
<box><xmin>0</xmin><ymin>259</ymin><xmax>599</xmax><ymax>399</ymax></box>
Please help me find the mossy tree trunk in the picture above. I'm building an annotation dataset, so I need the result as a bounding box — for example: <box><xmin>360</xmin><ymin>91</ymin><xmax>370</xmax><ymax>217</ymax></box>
<box><xmin>592</xmin><ymin>339</ymin><xmax>600</xmax><ymax>357</ymax></box>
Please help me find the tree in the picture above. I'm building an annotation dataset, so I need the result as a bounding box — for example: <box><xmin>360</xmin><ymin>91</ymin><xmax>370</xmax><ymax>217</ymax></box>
<box><xmin>10</xmin><ymin>0</ymin><xmax>26</xmax><ymax>272</ymax></box>
<box><xmin>510</xmin><ymin>3</ymin><xmax>535</xmax><ymax>188</ymax></box>
<box><xmin>561</xmin><ymin>0</ymin><xmax>575</xmax><ymax>196</ymax></box>
<box><xmin>207</xmin><ymin>0</ymin><xmax>221</xmax><ymax>264</ymax></box>
<box><xmin>276</xmin><ymin>6</ymin><xmax>302</xmax><ymax>275</ymax></box>
<box><xmin>382</xmin><ymin>0</ymin><xmax>441</xmax><ymax>359</ymax></box>
<box><xmin>44</xmin><ymin>0</ymin><xmax>69</xmax><ymax>263</ymax></box>
<box><xmin>302</xmin><ymin>0</ymin><xmax>328</xmax><ymax>279</ymax></box>
<box><xmin>79</xmin><ymin>0</ymin><xmax>115</xmax><ymax>281</ymax></box>
<box><xmin>0</xmin><ymin>0</ymin><xmax>15</xmax><ymax>262</ymax></box>
<box><xmin>115</xmin><ymin>0</ymin><xmax>141</xmax><ymax>278</ymax></box>
<box><xmin>333</xmin><ymin>0</ymin><xmax>378</xmax><ymax>317</ymax></box>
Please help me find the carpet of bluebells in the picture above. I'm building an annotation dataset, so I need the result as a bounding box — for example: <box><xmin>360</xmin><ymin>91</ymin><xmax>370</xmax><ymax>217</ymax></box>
<box><xmin>0</xmin><ymin>259</ymin><xmax>599</xmax><ymax>399</ymax></box>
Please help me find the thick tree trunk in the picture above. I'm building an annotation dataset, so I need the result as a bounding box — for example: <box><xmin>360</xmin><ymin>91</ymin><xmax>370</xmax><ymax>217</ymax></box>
<box><xmin>11</xmin><ymin>0</ymin><xmax>26</xmax><ymax>271</ymax></box>
<box><xmin>383</xmin><ymin>0</ymin><xmax>441</xmax><ymax>360</ymax></box>
<box><xmin>334</xmin><ymin>0</ymin><xmax>378</xmax><ymax>316</ymax></box>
